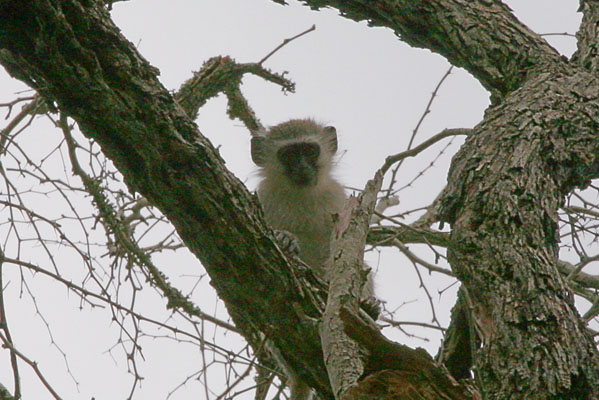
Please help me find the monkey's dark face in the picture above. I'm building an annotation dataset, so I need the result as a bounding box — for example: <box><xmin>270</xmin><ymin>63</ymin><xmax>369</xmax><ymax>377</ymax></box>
<box><xmin>251</xmin><ymin>120</ymin><xmax>338</xmax><ymax>187</ymax></box>
<box><xmin>277</xmin><ymin>142</ymin><xmax>320</xmax><ymax>186</ymax></box>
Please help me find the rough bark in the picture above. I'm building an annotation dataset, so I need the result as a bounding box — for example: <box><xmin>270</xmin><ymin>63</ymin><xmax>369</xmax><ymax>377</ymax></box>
<box><xmin>437</xmin><ymin>288</ymin><xmax>477</xmax><ymax>382</ymax></box>
<box><xmin>339</xmin><ymin>309</ymin><xmax>473</xmax><ymax>400</ymax></box>
<box><xmin>439</xmin><ymin>66</ymin><xmax>599</xmax><ymax>399</ymax></box>
<box><xmin>281</xmin><ymin>0</ymin><xmax>561</xmax><ymax>101</ymax></box>
<box><xmin>572</xmin><ymin>1</ymin><xmax>599</xmax><ymax>73</ymax></box>
<box><xmin>320</xmin><ymin>174</ymin><xmax>381</xmax><ymax>398</ymax></box>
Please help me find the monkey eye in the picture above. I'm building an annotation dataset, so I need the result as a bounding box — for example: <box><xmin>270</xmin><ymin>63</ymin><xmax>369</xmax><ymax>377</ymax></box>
<box><xmin>277</xmin><ymin>142</ymin><xmax>320</xmax><ymax>165</ymax></box>
<box><xmin>302</xmin><ymin>142</ymin><xmax>320</xmax><ymax>163</ymax></box>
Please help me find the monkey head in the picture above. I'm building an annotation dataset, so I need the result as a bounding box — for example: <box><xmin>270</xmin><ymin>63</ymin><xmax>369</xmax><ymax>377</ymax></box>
<box><xmin>251</xmin><ymin>119</ymin><xmax>337</xmax><ymax>187</ymax></box>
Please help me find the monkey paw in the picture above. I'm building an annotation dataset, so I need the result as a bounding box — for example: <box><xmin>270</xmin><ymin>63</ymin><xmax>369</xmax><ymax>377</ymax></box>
<box><xmin>360</xmin><ymin>296</ymin><xmax>381</xmax><ymax>321</ymax></box>
<box><xmin>274</xmin><ymin>230</ymin><xmax>301</xmax><ymax>258</ymax></box>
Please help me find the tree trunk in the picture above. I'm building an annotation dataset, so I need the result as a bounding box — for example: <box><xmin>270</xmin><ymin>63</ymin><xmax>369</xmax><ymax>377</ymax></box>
<box><xmin>441</xmin><ymin>67</ymin><xmax>599</xmax><ymax>399</ymax></box>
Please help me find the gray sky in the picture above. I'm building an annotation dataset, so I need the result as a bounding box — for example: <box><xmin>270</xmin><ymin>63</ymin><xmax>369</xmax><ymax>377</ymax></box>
<box><xmin>0</xmin><ymin>1</ymin><xmax>583</xmax><ymax>399</ymax></box>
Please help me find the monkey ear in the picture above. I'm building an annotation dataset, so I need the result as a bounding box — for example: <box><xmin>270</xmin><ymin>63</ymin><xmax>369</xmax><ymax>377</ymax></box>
<box><xmin>251</xmin><ymin>137</ymin><xmax>267</xmax><ymax>166</ymax></box>
<box><xmin>323</xmin><ymin>126</ymin><xmax>338</xmax><ymax>154</ymax></box>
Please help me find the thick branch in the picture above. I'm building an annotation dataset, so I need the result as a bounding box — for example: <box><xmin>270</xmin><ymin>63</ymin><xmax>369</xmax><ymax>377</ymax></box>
<box><xmin>557</xmin><ymin>260</ymin><xmax>599</xmax><ymax>290</ymax></box>
<box><xmin>175</xmin><ymin>56</ymin><xmax>294</xmax><ymax>132</ymax></box>
<box><xmin>572</xmin><ymin>1</ymin><xmax>599</xmax><ymax>73</ymax></box>
<box><xmin>0</xmin><ymin>2</ymin><xmax>332</xmax><ymax>397</ymax></box>
<box><xmin>282</xmin><ymin>0</ymin><xmax>562</xmax><ymax>99</ymax></box>
<box><xmin>339</xmin><ymin>309</ymin><xmax>475</xmax><ymax>400</ymax></box>
<box><xmin>439</xmin><ymin>64</ymin><xmax>599</xmax><ymax>398</ymax></box>
<box><xmin>321</xmin><ymin>172</ymin><xmax>383</xmax><ymax>398</ymax></box>
<box><xmin>367</xmin><ymin>225</ymin><xmax>449</xmax><ymax>248</ymax></box>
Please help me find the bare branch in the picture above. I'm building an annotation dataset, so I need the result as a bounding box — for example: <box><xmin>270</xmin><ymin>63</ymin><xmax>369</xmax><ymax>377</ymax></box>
<box><xmin>321</xmin><ymin>171</ymin><xmax>383</xmax><ymax>398</ymax></box>
<box><xmin>380</xmin><ymin>128</ymin><xmax>471</xmax><ymax>175</ymax></box>
<box><xmin>384</xmin><ymin>67</ymin><xmax>456</xmax><ymax>196</ymax></box>
<box><xmin>259</xmin><ymin>24</ymin><xmax>316</xmax><ymax>65</ymax></box>
<box><xmin>557</xmin><ymin>260</ymin><xmax>599</xmax><ymax>290</ymax></box>
<box><xmin>380</xmin><ymin>316</ymin><xmax>446</xmax><ymax>332</ymax></box>
<box><xmin>0</xmin><ymin>330</ymin><xmax>63</xmax><ymax>400</ymax></box>
<box><xmin>59</xmin><ymin>115</ymin><xmax>236</xmax><ymax>332</ymax></box>
<box><xmin>0</xmin><ymin>248</ymin><xmax>20</xmax><ymax>400</ymax></box>
<box><xmin>175</xmin><ymin>56</ymin><xmax>294</xmax><ymax>133</ymax></box>
<box><xmin>394</xmin><ymin>239</ymin><xmax>454</xmax><ymax>277</ymax></box>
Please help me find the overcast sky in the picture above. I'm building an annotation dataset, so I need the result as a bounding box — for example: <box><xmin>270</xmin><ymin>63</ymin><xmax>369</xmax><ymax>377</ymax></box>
<box><xmin>0</xmin><ymin>1</ymin><xmax>583</xmax><ymax>399</ymax></box>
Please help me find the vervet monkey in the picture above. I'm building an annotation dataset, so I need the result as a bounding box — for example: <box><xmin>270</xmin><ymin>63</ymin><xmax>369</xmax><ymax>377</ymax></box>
<box><xmin>251</xmin><ymin>119</ymin><xmax>344</xmax><ymax>278</ymax></box>
<box><xmin>251</xmin><ymin>119</ymin><xmax>376</xmax><ymax>400</ymax></box>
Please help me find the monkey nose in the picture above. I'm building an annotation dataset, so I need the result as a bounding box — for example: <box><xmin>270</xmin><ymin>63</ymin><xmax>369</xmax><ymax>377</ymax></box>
<box><xmin>288</xmin><ymin>165</ymin><xmax>317</xmax><ymax>186</ymax></box>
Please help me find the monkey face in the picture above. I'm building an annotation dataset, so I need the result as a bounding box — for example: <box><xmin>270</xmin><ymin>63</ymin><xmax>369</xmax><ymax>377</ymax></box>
<box><xmin>277</xmin><ymin>142</ymin><xmax>320</xmax><ymax>186</ymax></box>
<box><xmin>251</xmin><ymin>119</ymin><xmax>338</xmax><ymax>188</ymax></box>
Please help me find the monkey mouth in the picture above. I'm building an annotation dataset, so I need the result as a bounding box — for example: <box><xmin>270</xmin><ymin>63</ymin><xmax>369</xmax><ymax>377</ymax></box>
<box><xmin>289</xmin><ymin>176</ymin><xmax>317</xmax><ymax>186</ymax></box>
<box><xmin>287</xmin><ymin>170</ymin><xmax>317</xmax><ymax>186</ymax></box>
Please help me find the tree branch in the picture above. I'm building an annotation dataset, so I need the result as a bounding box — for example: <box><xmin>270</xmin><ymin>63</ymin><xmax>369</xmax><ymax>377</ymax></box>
<box><xmin>280</xmin><ymin>0</ymin><xmax>562</xmax><ymax>100</ymax></box>
<box><xmin>380</xmin><ymin>128</ymin><xmax>470</xmax><ymax>175</ymax></box>
<box><xmin>438</xmin><ymin>63</ymin><xmax>599</xmax><ymax>397</ymax></box>
<box><xmin>339</xmin><ymin>308</ymin><xmax>476</xmax><ymax>400</ymax></box>
<box><xmin>0</xmin><ymin>2</ymin><xmax>332</xmax><ymax>397</ymax></box>
<box><xmin>572</xmin><ymin>0</ymin><xmax>599</xmax><ymax>73</ymax></box>
<box><xmin>321</xmin><ymin>172</ymin><xmax>383</xmax><ymax>398</ymax></box>
<box><xmin>175</xmin><ymin>56</ymin><xmax>294</xmax><ymax>132</ymax></box>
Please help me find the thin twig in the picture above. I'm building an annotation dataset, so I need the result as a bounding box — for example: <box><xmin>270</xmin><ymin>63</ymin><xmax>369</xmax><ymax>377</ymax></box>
<box><xmin>393</xmin><ymin>239</ymin><xmax>454</xmax><ymax>277</ymax></box>
<box><xmin>380</xmin><ymin>316</ymin><xmax>446</xmax><ymax>331</ymax></box>
<box><xmin>215</xmin><ymin>354</ymin><xmax>258</xmax><ymax>400</ymax></box>
<box><xmin>0</xmin><ymin>330</ymin><xmax>63</xmax><ymax>400</ymax></box>
<box><xmin>0</xmin><ymin>96</ymin><xmax>35</xmax><ymax>119</ymax></box>
<box><xmin>3</xmin><ymin>256</ymin><xmax>242</xmax><ymax>359</ymax></box>
<box><xmin>259</xmin><ymin>25</ymin><xmax>316</xmax><ymax>65</ymax></box>
<box><xmin>540</xmin><ymin>32</ymin><xmax>576</xmax><ymax>38</ymax></box>
<box><xmin>0</xmin><ymin>248</ymin><xmax>21</xmax><ymax>399</ymax></box>
<box><xmin>384</xmin><ymin>66</ymin><xmax>454</xmax><ymax>196</ymax></box>
<box><xmin>407</xmin><ymin>66</ymin><xmax>454</xmax><ymax>151</ymax></box>
<box><xmin>59</xmin><ymin>115</ymin><xmax>237</xmax><ymax>332</ymax></box>
<box><xmin>380</xmin><ymin>128</ymin><xmax>470</xmax><ymax>174</ymax></box>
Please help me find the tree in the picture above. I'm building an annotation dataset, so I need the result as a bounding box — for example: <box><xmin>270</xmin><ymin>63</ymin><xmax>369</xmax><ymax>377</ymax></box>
<box><xmin>0</xmin><ymin>1</ymin><xmax>598</xmax><ymax>399</ymax></box>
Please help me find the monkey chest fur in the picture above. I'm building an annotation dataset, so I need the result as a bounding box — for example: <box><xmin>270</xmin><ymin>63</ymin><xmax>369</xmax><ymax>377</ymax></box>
<box><xmin>257</xmin><ymin>181</ymin><xmax>345</xmax><ymax>278</ymax></box>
